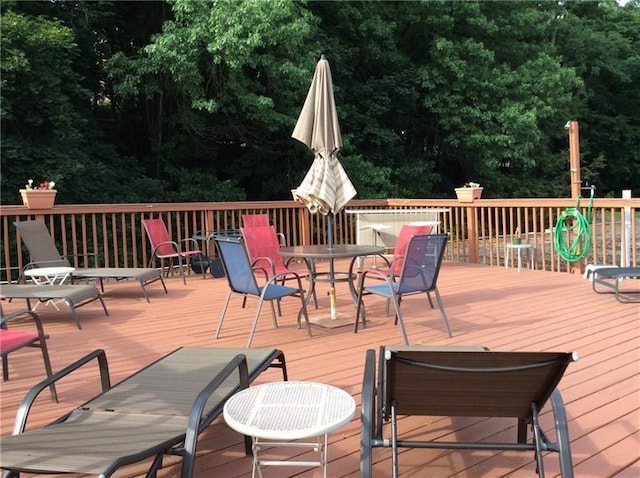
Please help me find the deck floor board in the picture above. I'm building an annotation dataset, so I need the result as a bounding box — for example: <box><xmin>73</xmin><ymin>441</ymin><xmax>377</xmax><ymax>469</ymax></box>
<box><xmin>1</xmin><ymin>259</ymin><xmax>638</xmax><ymax>477</ymax></box>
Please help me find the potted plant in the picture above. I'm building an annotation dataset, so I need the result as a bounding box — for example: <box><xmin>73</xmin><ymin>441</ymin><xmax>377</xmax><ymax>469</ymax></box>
<box><xmin>454</xmin><ymin>182</ymin><xmax>483</xmax><ymax>203</ymax></box>
<box><xmin>20</xmin><ymin>179</ymin><xmax>57</xmax><ymax>209</ymax></box>
<box><xmin>511</xmin><ymin>227</ymin><xmax>522</xmax><ymax>245</ymax></box>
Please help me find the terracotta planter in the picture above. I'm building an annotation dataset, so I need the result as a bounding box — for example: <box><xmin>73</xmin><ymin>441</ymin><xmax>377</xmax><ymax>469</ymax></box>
<box><xmin>455</xmin><ymin>187</ymin><xmax>483</xmax><ymax>203</ymax></box>
<box><xmin>19</xmin><ymin>189</ymin><xmax>57</xmax><ymax>209</ymax></box>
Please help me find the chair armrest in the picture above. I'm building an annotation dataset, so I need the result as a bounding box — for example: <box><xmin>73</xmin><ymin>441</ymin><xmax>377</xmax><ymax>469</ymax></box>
<box><xmin>179</xmin><ymin>237</ymin><xmax>202</xmax><ymax>252</ymax></box>
<box><xmin>1</xmin><ymin>309</ymin><xmax>47</xmax><ymax>340</ymax></box>
<box><xmin>388</xmin><ymin>256</ymin><xmax>403</xmax><ymax>278</ymax></box>
<box><xmin>251</xmin><ymin>266</ymin><xmax>269</xmax><ymax>282</ymax></box>
<box><xmin>152</xmin><ymin>240</ymin><xmax>180</xmax><ymax>255</ymax></box>
<box><xmin>181</xmin><ymin>353</ymin><xmax>249</xmax><ymax>478</ymax></box>
<box><xmin>276</xmin><ymin>232</ymin><xmax>287</xmax><ymax>247</ymax></box>
<box><xmin>11</xmin><ymin>349</ymin><xmax>111</xmax><ymax>435</ymax></box>
<box><xmin>358</xmin><ymin>253</ymin><xmax>391</xmax><ymax>273</ymax></box>
<box><xmin>359</xmin><ymin>268</ymin><xmax>395</xmax><ymax>285</ymax></box>
<box><xmin>251</xmin><ymin>256</ymin><xmax>277</xmax><ymax>276</ymax></box>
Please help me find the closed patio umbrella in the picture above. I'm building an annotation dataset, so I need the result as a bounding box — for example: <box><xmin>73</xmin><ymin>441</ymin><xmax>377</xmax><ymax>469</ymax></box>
<box><xmin>292</xmin><ymin>54</ymin><xmax>357</xmax><ymax>321</ymax></box>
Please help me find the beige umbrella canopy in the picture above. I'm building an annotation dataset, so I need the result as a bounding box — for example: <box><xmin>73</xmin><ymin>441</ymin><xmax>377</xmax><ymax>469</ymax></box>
<box><xmin>291</xmin><ymin>55</ymin><xmax>357</xmax><ymax>322</ymax></box>
<box><xmin>291</xmin><ymin>55</ymin><xmax>356</xmax><ymax>217</ymax></box>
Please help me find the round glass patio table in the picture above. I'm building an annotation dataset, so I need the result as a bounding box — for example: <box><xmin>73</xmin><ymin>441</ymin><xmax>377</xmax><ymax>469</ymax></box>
<box><xmin>279</xmin><ymin>244</ymin><xmax>384</xmax><ymax>326</ymax></box>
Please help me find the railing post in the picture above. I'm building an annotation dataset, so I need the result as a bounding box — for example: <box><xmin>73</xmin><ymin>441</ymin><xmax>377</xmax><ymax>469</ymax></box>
<box><xmin>466</xmin><ymin>206</ymin><xmax>479</xmax><ymax>263</ymax></box>
<box><xmin>298</xmin><ymin>207</ymin><xmax>311</xmax><ymax>246</ymax></box>
<box><xmin>205</xmin><ymin>210</ymin><xmax>215</xmax><ymax>256</ymax></box>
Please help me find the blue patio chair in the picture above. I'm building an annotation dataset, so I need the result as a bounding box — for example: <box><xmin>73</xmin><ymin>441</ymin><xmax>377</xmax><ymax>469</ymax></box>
<box><xmin>354</xmin><ymin>233</ymin><xmax>451</xmax><ymax>344</ymax></box>
<box><xmin>214</xmin><ymin>236</ymin><xmax>311</xmax><ymax>348</ymax></box>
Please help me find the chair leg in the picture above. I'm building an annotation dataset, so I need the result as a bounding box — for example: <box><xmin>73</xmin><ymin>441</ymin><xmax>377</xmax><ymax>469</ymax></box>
<box><xmin>551</xmin><ymin>388</ymin><xmax>574</xmax><ymax>478</ymax></box>
<box><xmin>298</xmin><ymin>286</ymin><xmax>312</xmax><ymax>337</ymax></box>
<box><xmin>246</xmin><ymin>300</ymin><xmax>265</xmax><ymax>348</ymax></box>
<box><xmin>177</xmin><ymin>256</ymin><xmax>187</xmax><ymax>285</ymax></box>
<box><xmin>531</xmin><ymin>402</ymin><xmax>546</xmax><ymax>478</ymax></box>
<box><xmin>39</xmin><ymin>340</ymin><xmax>58</xmax><ymax>402</ymax></box>
<box><xmin>390</xmin><ymin>296</ymin><xmax>409</xmax><ymax>345</ymax></box>
<box><xmin>391</xmin><ymin>400</ymin><xmax>400</xmax><ymax>478</ymax></box>
<box><xmin>269</xmin><ymin>301</ymin><xmax>279</xmax><ymax>327</ymax></box>
<box><xmin>354</xmin><ymin>274</ymin><xmax>368</xmax><ymax>333</ymax></box>
<box><xmin>2</xmin><ymin>354</ymin><xmax>8</xmax><ymax>381</ymax></box>
<box><xmin>433</xmin><ymin>288</ymin><xmax>452</xmax><ymax>337</ymax></box>
<box><xmin>215</xmin><ymin>291</ymin><xmax>233</xmax><ymax>339</ymax></box>
<box><xmin>360</xmin><ymin>349</ymin><xmax>376</xmax><ymax>478</ymax></box>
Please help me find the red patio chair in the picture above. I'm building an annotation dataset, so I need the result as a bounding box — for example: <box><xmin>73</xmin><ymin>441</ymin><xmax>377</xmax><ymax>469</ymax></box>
<box><xmin>142</xmin><ymin>218</ymin><xmax>206</xmax><ymax>284</ymax></box>
<box><xmin>241</xmin><ymin>225</ymin><xmax>316</xmax><ymax>309</ymax></box>
<box><xmin>241</xmin><ymin>214</ymin><xmax>270</xmax><ymax>228</ymax></box>
<box><xmin>381</xmin><ymin>224</ymin><xmax>434</xmax><ymax>277</ymax></box>
<box><xmin>361</xmin><ymin>224</ymin><xmax>433</xmax><ymax>315</ymax></box>
<box><xmin>242</xmin><ymin>214</ymin><xmax>287</xmax><ymax>247</ymax></box>
<box><xmin>355</xmin><ymin>233</ymin><xmax>451</xmax><ymax>344</ymax></box>
<box><xmin>1</xmin><ymin>306</ymin><xmax>57</xmax><ymax>401</ymax></box>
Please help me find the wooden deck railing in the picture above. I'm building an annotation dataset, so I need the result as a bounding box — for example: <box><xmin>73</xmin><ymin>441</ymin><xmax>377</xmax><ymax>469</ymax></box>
<box><xmin>1</xmin><ymin>197</ymin><xmax>638</xmax><ymax>283</ymax></box>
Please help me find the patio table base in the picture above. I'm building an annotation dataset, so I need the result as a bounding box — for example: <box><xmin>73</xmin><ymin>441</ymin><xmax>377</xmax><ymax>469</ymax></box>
<box><xmin>308</xmin><ymin>313</ymin><xmax>353</xmax><ymax>329</ymax></box>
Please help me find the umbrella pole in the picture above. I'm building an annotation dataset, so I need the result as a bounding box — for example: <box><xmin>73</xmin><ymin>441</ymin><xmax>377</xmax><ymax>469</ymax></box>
<box><xmin>328</xmin><ymin>214</ymin><xmax>337</xmax><ymax>320</ymax></box>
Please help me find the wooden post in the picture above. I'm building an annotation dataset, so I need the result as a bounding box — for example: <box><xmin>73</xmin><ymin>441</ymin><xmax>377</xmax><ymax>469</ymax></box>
<box><xmin>298</xmin><ymin>208</ymin><xmax>311</xmax><ymax>246</ymax></box>
<box><xmin>568</xmin><ymin>121</ymin><xmax>583</xmax><ymax>274</ymax></box>
<box><xmin>466</xmin><ymin>206</ymin><xmax>478</xmax><ymax>263</ymax></box>
<box><xmin>569</xmin><ymin>121</ymin><xmax>581</xmax><ymax>199</ymax></box>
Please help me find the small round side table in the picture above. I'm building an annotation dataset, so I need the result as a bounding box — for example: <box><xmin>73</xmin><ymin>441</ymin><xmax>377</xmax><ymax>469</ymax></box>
<box><xmin>23</xmin><ymin>266</ymin><xmax>76</xmax><ymax>310</ymax></box>
<box><xmin>223</xmin><ymin>381</ymin><xmax>355</xmax><ymax>478</ymax></box>
<box><xmin>505</xmin><ymin>243</ymin><xmax>535</xmax><ymax>272</ymax></box>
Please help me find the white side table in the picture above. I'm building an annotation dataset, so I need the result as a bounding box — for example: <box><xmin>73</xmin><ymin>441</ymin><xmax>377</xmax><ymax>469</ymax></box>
<box><xmin>24</xmin><ymin>266</ymin><xmax>76</xmax><ymax>310</ymax></box>
<box><xmin>505</xmin><ymin>243</ymin><xmax>535</xmax><ymax>272</ymax></box>
<box><xmin>223</xmin><ymin>381</ymin><xmax>355</xmax><ymax>478</ymax></box>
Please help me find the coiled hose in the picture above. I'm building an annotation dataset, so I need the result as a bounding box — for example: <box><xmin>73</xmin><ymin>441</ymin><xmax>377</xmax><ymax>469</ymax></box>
<box><xmin>553</xmin><ymin>191</ymin><xmax>594</xmax><ymax>262</ymax></box>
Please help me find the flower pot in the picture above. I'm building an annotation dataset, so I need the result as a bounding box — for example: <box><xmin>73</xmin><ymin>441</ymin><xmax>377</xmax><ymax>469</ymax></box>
<box><xmin>19</xmin><ymin>189</ymin><xmax>57</xmax><ymax>209</ymax></box>
<box><xmin>455</xmin><ymin>187</ymin><xmax>483</xmax><ymax>203</ymax></box>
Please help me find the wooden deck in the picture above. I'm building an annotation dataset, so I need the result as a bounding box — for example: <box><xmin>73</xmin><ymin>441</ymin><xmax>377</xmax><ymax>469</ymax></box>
<box><xmin>1</xmin><ymin>259</ymin><xmax>639</xmax><ymax>477</ymax></box>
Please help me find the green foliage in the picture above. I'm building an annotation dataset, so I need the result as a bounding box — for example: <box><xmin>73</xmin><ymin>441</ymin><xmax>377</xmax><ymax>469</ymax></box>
<box><xmin>2</xmin><ymin>0</ymin><xmax>638</xmax><ymax>205</ymax></box>
<box><xmin>0</xmin><ymin>11</ymin><xmax>89</xmax><ymax>203</ymax></box>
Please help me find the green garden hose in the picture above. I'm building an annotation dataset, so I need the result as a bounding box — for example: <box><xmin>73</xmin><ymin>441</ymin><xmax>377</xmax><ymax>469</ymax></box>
<box><xmin>553</xmin><ymin>189</ymin><xmax>594</xmax><ymax>262</ymax></box>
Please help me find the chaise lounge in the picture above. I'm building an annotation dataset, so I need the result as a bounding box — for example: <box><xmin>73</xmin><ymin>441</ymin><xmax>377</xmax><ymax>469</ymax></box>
<box><xmin>360</xmin><ymin>345</ymin><xmax>578</xmax><ymax>478</ymax></box>
<box><xmin>0</xmin><ymin>346</ymin><xmax>287</xmax><ymax>478</ymax></box>
<box><xmin>14</xmin><ymin>220</ymin><xmax>168</xmax><ymax>302</ymax></box>
<box><xmin>0</xmin><ymin>283</ymin><xmax>108</xmax><ymax>329</ymax></box>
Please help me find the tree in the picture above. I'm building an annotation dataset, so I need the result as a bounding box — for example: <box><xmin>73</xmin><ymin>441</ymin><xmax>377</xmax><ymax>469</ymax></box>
<box><xmin>1</xmin><ymin>10</ymin><xmax>91</xmax><ymax>203</ymax></box>
<box><xmin>555</xmin><ymin>0</ymin><xmax>640</xmax><ymax>195</ymax></box>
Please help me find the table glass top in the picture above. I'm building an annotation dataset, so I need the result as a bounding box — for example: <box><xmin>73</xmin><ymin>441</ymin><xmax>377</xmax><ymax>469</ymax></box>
<box><xmin>279</xmin><ymin>244</ymin><xmax>384</xmax><ymax>259</ymax></box>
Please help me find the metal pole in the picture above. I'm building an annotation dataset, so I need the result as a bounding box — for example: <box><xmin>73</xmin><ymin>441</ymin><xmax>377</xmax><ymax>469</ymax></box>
<box><xmin>328</xmin><ymin>213</ymin><xmax>337</xmax><ymax>319</ymax></box>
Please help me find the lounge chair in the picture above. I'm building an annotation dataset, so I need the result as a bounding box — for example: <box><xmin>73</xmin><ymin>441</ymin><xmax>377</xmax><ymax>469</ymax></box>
<box><xmin>0</xmin><ymin>284</ymin><xmax>108</xmax><ymax>329</ymax></box>
<box><xmin>354</xmin><ymin>233</ymin><xmax>451</xmax><ymax>344</ymax></box>
<box><xmin>214</xmin><ymin>235</ymin><xmax>311</xmax><ymax>348</ymax></box>
<box><xmin>0</xmin><ymin>346</ymin><xmax>287</xmax><ymax>478</ymax></box>
<box><xmin>142</xmin><ymin>218</ymin><xmax>207</xmax><ymax>285</ymax></box>
<box><xmin>360</xmin><ymin>345</ymin><xmax>578</xmax><ymax>478</ymax></box>
<box><xmin>591</xmin><ymin>266</ymin><xmax>640</xmax><ymax>303</ymax></box>
<box><xmin>0</xmin><ymin>307</ymin><xmax>57</xmax><ymax>401</ymax></box>
<box><xmin>13</xmin><ymin>220</ymin><xmax>167</xmax><ymax>302</ymax></box>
